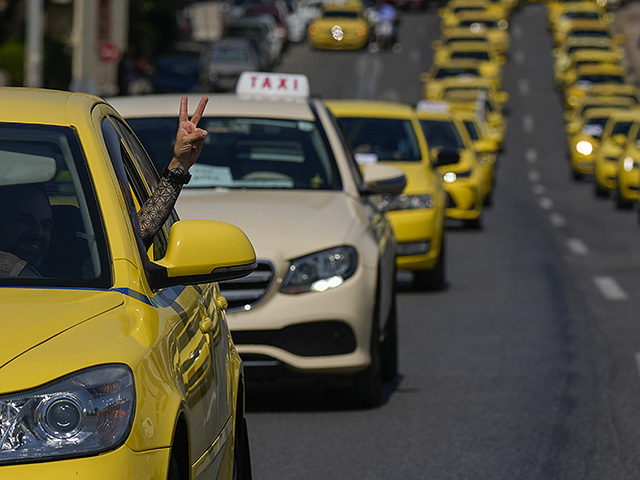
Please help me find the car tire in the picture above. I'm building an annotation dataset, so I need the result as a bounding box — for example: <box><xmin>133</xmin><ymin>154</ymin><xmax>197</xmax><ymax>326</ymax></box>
<box><xmin>167</xmin><ymin>451</ymin><xmax>181</xmax><ymax>480</ymax></box>
<box><xmin>380</xmin><ymin>295</ymin><xmax>398</xmax><ymax>382</ymax></box>
<box><xmin>413</xmin><ymin>234</ymin><xmax>446</xmax><ymax>291</ymax></box>
<box><xmin>233</xmin><ymin>415</ymin><xmax>253</xmax><ymax>480</ymax></box>
<box><xmin>594</xmin><ymin>182</ymin><xmax>609</xmax><ymax>198</ymax></box>
<box><xmin>351</xmin><ymin>316</ymin><xmax>382</xmax><ymax>408</ymax></box>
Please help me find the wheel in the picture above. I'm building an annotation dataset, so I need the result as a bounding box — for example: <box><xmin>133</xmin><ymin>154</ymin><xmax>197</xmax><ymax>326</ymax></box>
<box><xmin>380</xmin><ymin>295</ymin><xmax>398</xmax><ymax>382</ymax></box>
<box><xmin>167</xmin><ymin>451</ymin><xmax>181</xmax><ymax>480</ymax></box>
<box><xmin>413</xmin><ymin>234</ymin><xmax>446</xmax><ymax>291</ymax></box>
<box><xmin>464</xmin><ymin>215</ymin><xmax>482</xmax><ymax>229</ymax></box>
<box><xmin>615</xmin><ymin>188</ymin><xmax>634</xmax><ymax>209</ymax></box>
<box><xmin>233</xmin><ymin>385</ymin><xmax>253</xmax><ymax>480</ymax></box>
<box><xmin>351</xmin><ymin>316</ymin><xmax>382</xmax><ymax>408</ymax></box>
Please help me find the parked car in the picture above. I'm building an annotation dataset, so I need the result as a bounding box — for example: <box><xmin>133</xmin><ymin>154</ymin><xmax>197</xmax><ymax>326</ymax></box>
<box><xmin>0</xmin><ymin>88</ymin><xmax>255</xmax><ymax>479</ymax></box>
<box><xmin>109</xmin><ymin>72</ymin><xmax>406</xmax><ymax>407</ymax></box>
<box><xmin>202</xmin><ymin>37</ymin><xmax>262</xmax><ymax>92</ymax></box>
<box><xmin>150</xmin><ymin>43</ymin><xmax>207</xmax><ymax>93</ymax></box>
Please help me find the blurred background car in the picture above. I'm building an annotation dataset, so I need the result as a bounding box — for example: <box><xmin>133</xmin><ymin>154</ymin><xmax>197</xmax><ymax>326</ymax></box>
<box><xmin>202</xmin><ymin>37</ymin><xmax>262</xmax><ymax>91</ymax></box>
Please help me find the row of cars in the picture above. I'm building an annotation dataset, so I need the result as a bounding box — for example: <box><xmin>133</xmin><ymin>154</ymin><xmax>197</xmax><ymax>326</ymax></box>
<box><xmin>549</xmin><ymin>0</ymin><xmax>640</xmax><ymax>213</ymax></box>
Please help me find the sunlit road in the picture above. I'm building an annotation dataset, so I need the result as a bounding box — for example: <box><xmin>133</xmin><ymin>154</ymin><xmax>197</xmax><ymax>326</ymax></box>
<box><xmin>245</xmin><ymin>4</ymin><xmax>640</xmax><ymax>479</ymax></box>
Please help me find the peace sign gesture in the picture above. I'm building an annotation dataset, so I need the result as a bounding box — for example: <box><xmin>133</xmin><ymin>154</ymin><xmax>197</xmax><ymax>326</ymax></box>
<box><xmin>170</xmin><ymin>95</ymin><xmax>209</xmax><ymax>172</ymax></box>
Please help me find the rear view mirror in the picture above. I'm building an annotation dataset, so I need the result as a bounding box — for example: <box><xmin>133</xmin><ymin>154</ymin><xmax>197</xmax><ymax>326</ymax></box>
<box><xmin>0</xmin><ymin>151</ymin><xmax>57</xmax><ymax>186</ymax></box>
<box><xmin>360</xmin><ymin>163</ymin><xmax>406</xmax><ymax>196</ymax></box>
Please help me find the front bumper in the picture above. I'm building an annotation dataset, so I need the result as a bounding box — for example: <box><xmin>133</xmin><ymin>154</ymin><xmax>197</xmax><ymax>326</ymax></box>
<box><xmin>0</xmin><ymin>445</ymin><xmax>169</xmax><ymax>480</ymax></box>
<box><xmin>387</xmin><ymin>207</ymin><xmax>443</xmax><ymax>271</ymax></box>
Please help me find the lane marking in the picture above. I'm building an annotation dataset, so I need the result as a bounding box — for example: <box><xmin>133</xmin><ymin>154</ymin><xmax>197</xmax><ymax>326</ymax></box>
<box><xmin>539</xmin><ymin>197</ymin><xmax>554</xmax><ymax>209</ymax></box>
<box><xmin>525</xmin><ymin>148</ymin><xmax>538</xmax><ymax>164</ymax></box>
<box><xmin>523</xmin><ymin>114</ymin><xmax>535</xmax><ymax>133</ymax></box>
<box><xmin>513</xmin><ymin>24</ymin><xmax>523</xmax><ymax>39</ymax></box>
<box><xmin>528</xmin><ymin>170</ymin><xmax>540</xmax><ymax>183</ymax></box>
<box><xmin>518</xmin><ymin>78</ymin><xmax>530</xmax><ymax>97</ymax></box>
<box><xmin>566</xmin><ymin>238</ymin><xmax>589</xmax><ymax>255</ymax></box>
<box><xmin>549</xmin><ymin>212</ymin><xmax>566</xmax><ymax>227</ymax></box>
<box><xmin>514</xmin><ymin>50</ymin><xmax>525</xmax><ymax>66</ymax></box>
<box><xmin>634</xmin><ymin>353</ymin><xmax>640</xmax><ymax>383</ymax></box>
<box><xmin>593</xmin><ymin>276</ymin><xmax>628</xmax><ymax>300</ymax></box>
<box><xmin>532</xmin><ymin>184</ymin><xmax>546</xmax><ymax>194</ymax></box>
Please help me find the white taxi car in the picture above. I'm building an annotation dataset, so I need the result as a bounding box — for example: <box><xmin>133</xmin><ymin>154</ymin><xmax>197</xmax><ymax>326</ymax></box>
<box><xmin>108</xmin><ymin>72</ymin><xmax>406</xmax><ymax>408</ymax></box>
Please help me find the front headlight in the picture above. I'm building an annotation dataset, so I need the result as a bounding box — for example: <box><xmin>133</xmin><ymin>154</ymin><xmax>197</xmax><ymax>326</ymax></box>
<box><xmin>0</xmin><ymin>364</ymin><xmax>135</xmax><ymax>465</ymax></box>
<box><xmin>623</xmin><ymin>156</ymin><xmax>637</xmax><ymax>172</ymax></box>
<box><xmin>281</xmin><ymin>246</ymin><xmax>357</xmax><ymax>294</ymax></box>
<box><xmin>388</xmin><ymin>194</ymin><xmax>433</xmax><ymax>210</ymax></box>
<box><xmin>576</xmin><ymin>140</ymin><xmax>593</xmax><ymax>156</ymax></box>
<box><xmin>443</xmin><ymin>170</ymin><xmax>472</xmax><ymax>183</ymax></box>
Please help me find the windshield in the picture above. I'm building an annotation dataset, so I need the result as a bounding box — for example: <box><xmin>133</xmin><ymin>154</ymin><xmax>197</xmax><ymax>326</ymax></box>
<box><xmin>420</xmin><ymin>119</ymin><xmax>465</xmax><ymax>149</ymax></box>
<box><xmin>450</xmin><ymin>51</ymin><xmax>490</xmax><ymax>61</ymax></box>
<box><xmin>0</xmin><ymin>123</ymin><xmax>109</xmax><ymax>286</ymax></box>
<box><xmin>323</xmin><ymin>10</ymin><xmax>360</xmax><ymax>18</ymax></box>
<box><xmin>434</xmin><ymin>67</ymin><xmax>479</xmax><ymax>78</ymax></box>
<box><xmin>337</xmin><ymin>117</ymin><xmax>422</xmax><ymax>162</ymax></box>
<box><xmin>611</xmin><ymin>121</ymin><xmax>633</xmax><ymax>136</ymax></box>
<box><xmin>127</xmin><ymin>117</ymin><xmax>340</xmax><ymax>190</ymax></box>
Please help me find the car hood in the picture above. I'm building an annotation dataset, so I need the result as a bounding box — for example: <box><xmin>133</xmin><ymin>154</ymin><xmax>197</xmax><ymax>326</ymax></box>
<box><xmin>380</xmin><ymin>161</ymin><xmax>436</xmax><ymax>195</ymax></box>
<box><xmin>176</xmin><ymin>189</ymin><xmax>357</xmax><ymax>261</ymax></box>
<box><xmin>0</xmin><ymin>289</ymin><xmax>124</xmax><ymax>368</ymax></box>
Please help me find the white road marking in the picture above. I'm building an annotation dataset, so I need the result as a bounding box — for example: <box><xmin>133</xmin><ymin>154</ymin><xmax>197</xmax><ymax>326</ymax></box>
<box><xmin>525</xmin><ymin>148</ymin><xmax>538</xmax><ymax>164</ymax></box>
<box><xmin>593</xmin><ymin>276</ymin><xmax>628</xmax><ymax>300</ymax></box>
<box><xmin>409</xmin><ymin>49</ymin><xmax>421</xmax><ymax>65</ymax></box>
<box><xmin>634</xmin><ymin>353</ymin><xmax>640</xmax><ymax>383</ymax></box>
<box><xmin>514</xmin><ymin>50</ymin><xmax>525</xmax><ymax>66</ymax></box>
<box><xmin>523</xmin><ymin>114</ymin><xmax>535</xmax><ymax>133</ymax></box>
<box><xmin>539</xmin><ymin>197</ymin><xmax>554</xmax><ymax>209</ymax></box>
<box><xmin>528</xmin><ymin>170</ymin><xmax>540</xmax><ymax>182</ymax></box>
<box><xmin>532</xmin><ymin>184</ymin><xmax>546</xmax><ymax>194</ymax></box>
<box><xmin>518</xmin><ymin>78</ymin><xmax>530</xmax><ymax>97</ymax></box>
<box><xmin>566</xmin><ymin>238</ymin><xmax>589</xmax><ymax>255</ymax></box>
<box><xmin>513</xmin><ymin>24</ymin><xmax>523</xmax><ymax>39</ymax></box>
<box><xmin>549</xmin><ymin>212</ymin><xmax>567</xmax><ymax>227</ymax></box>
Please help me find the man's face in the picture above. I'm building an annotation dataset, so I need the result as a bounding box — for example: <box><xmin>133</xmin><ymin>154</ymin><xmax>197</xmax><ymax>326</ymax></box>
<box><xmin>0</xmin><ymin>185</ymin><xmax>52</xmax><ymax>267</ymax></box>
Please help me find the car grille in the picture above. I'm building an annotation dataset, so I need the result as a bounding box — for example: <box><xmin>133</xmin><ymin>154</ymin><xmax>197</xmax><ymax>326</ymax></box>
<box><xmin>232</xmin><ymin>321</ymin><xmax>357</xmax><ymax>357</ymax></box>
<box><xmin>218</xmin><ymin>261</ymin><xmax>274</xmax><ymax>311</ymax></box>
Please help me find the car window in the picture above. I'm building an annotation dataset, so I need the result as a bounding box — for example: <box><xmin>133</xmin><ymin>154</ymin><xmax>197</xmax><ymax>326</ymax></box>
<box><xmin>463</xmin><ymin>119</ymin><xmax>480</xmax><ymax>140</ymax></box>
<box><xmin>102</xmin><ymin>117</ymin><xmax>175</xmax><ymax>261</ymax></box>
<box><xmin>338</xmin><ymin>117</ymin><xmax>422</xmax><ymax>162</ymax></box>
<box><xmin>127</xmin><ymin>116</ymin><xmax>341</xmax><ymax>190</ymax></box>
<box><xmin>420</xmin><ymin>119</ymin><xmax>465</xmax><ymax>149</ymax></box>
<box><xmin>0</xmin><ymin>123</ymin><xmax>110</xmax><ymax>286</ymax></box>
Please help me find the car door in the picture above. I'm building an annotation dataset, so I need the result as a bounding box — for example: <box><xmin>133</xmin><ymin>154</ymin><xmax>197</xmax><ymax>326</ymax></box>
<box><xmin>101</xmin><ymin>114</ymin><xmax>231</xmax><ymax>471</ymax></box>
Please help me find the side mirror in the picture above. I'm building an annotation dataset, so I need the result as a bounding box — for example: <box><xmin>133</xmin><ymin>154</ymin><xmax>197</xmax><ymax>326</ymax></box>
<box><xmin>360</xmin><ymin>163</ymin><xmax>407</xmax><ymax>196</ymax></box>
<box><xmin>474</xmin><ymin>139</ymin><xmax>495</xmax><ymax>154</ymax></box>
<box><xmin>149</xmin><ymin>219</ymin><xmax>256</xmax><ymax>289</ymax></box>
<box><xmin>565</xmin><ymin>122</ymin><xmax>579</xmax><ymax>135</ymax></box>
<box><xmin>497</xmin><ymin>91</ymin><xmax>509</xmax><ymax>103</ymax></box>
<box><xmin>432</xmin><ymin>148</ymin><xmax>460</xmax><ymax>166</ymax></box>
<box><xmin>612</xmin><ymin>133</ymin><xmax>627</xmax><ymax>147</ymax></box>
<box><xmin>432</xmin><ymin>39</ymin><xmax>442</xmax><ymax>49</ymax></box>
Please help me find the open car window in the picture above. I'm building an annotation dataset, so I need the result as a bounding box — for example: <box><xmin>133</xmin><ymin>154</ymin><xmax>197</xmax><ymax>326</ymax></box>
<box><xmin>0</xmin><ymin>123</ymin><xmax>110</xmax><ymax>286</ymax></box>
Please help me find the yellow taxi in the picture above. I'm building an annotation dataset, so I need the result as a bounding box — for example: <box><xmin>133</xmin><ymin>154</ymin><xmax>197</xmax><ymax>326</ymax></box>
<box><xmin>421</xmin><ymin>60</ymin><xmax>483</xmax><ymax>100</ymax></box>
<box><xmin>615</xmin><ymin>118</ymin><xmax>640</xmax><ymax>209</ymax></box>
<box><xmin>432</xmin><ymin>76</ymin><xmax>509</xmax><ymax>107</ymax></box>
<box><xmin>307</xmin><ymin>0</ymin><xmax>370</xmax><ymax>50</ymax></box>
<box><xmin>110</xmin><ymin>73</ymin><xmax>407</xmax><ymax>408</ymax></box>
<box><xmin>0</xmin><ymin>88</ymin><xmax>257</xmax><ymax>478</ymax></box>
<box><xmin>439</xmin><ymin>0</ymin><xmax>508</xmax><ymax>28</ymax></box>
<box><xmin>553</xmin><ymin>35</ymin><xmax>624</xmax><ymax>72</ymax></box>
<box><xmin>581</xmin><ymin>83</ymin><xmax>640</xmax><ymax>106</ymax></box>
<box><xmin>325</xmin><ymin>99</ymin><xmax>448</xmax><ymax>290</ymax></box>
<box><xmin>563</xmin><ymin>63</ymin><xmax>628</xmax><ymax>110</ymax></box>
<box><xmin>431</xmin><ymin>42</ymin><xmax>504</xmax><ymax>90</ymax></box>
<box><xmin>415</xmin><ymin>100</ymin><xmax>489</xmax><ymax>227</ymax></box>
<box><xmin>564</xmin><ymin>94</ymin><xmax>634</xmax><ymax>125</ymax></box>
<box><xmin>445</xmin><ymin>89</ymin><xmax>507</xmax><ymax>150</ymax></box>
<box><xmin>548</xmin><ymin>1</ymin><xmax>611</xmax><ymax>31</ymax></box>
<box><xmin>566</xmin><ymin>106</ymin><xmax>625</xmax><ymax>179</ymax></box>
<box><xmin>451</xmin><ymin>107</ymin><xmax>500</xmax><ymax>204</ymax></box>
<box><xmin>442</xmin><ymin>11</ymin><xmax>510</xmax><ymax>56</ymax></box>
<box><xmin>547</xmin><ymin>0</ymin><xmax>611</xmax><ymax>23</ymax></box>
<box><xmin>552</xmin><ymin>19</ymin><xmax>619</xmax><ymax>46</ymax></box>
<box><xmin>592</xmin><ymin>108</ymin><xmax>640</xmax><ymax>197</ymax></box>
<box><xmin>432</xmin><ymin>27</ymin><xmax>493</xmax><ymax>53</ymax></box>
<box><xmin>554</xmin><ymin>48</ymin><xmax>625</xmax><ymax>91</ymax></box>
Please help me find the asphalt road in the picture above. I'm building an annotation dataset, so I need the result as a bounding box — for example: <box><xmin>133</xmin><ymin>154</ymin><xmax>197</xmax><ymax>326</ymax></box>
<box><xmin>244</xmin><ymin>4</ymin><xmax>640</xmax><ymax>479</ymax></box>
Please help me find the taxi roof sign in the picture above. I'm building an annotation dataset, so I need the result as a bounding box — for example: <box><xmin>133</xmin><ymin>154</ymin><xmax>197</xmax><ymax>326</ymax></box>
<box><xmin>416</xmin><ymin>100</ymin><xmax>449</xmax><ymax>113</ymax></box>
<box><xmin>236</xmin><ymin>72</ymin><xmax>310</xmax><ymax>100</ymax></box>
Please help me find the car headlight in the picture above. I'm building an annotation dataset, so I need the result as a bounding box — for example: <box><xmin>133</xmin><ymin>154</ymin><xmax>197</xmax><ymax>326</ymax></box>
<box><xmin>443</xmin><ymin>170</ymin><xmax>472</xmax><ymax>182</ymax></box>
<box><xmin>623</xmin><ymin>156</ymin><xmax>637</xmax><ymax>172</ymax></box>
<box><xmin>388</xmin><ymin>194</ymin><xmax>433</xmax><ymax>210</ymax></box>
<box><xmin>0</xmin><ymin>364</ymin><xmax>135</xmax><ymax>465</ymax></box>
<box><xmin>281</xmin><ymin>246</ymin><xmax>357</xmax><ymax>294</ymax></box>
<box><xmin>576</xmin><ymin>140</ymin><xmax>593</xmax><ymax>156</ymax></box>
